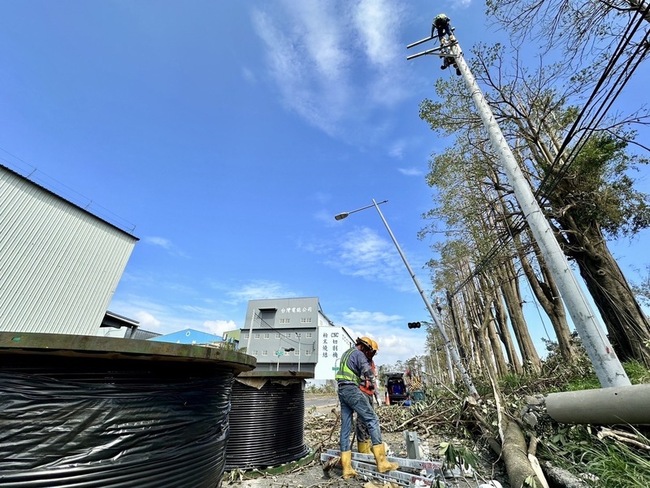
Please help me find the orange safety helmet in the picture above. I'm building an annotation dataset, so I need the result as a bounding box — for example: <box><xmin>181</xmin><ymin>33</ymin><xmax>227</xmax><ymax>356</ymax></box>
<box><xmin>356</xmin><ymin>336</ymin><xmax>373</xmax><ymax>350</ymax></box>
<box><xmin>357</xmin><ymin>336</ymin><xmax>378</xmax><ymax>354</ymax></box>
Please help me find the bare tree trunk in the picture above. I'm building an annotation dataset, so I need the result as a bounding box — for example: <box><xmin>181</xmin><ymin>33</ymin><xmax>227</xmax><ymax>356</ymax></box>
<box><xmin>493</xmin><ymin>286</ymin><xmax>523</xmax><ymax>374</ymax></box>
<box><xmin>447</xmin><ymin>289</ymin><xmax>475</xmax><ymax>382</ymax></box>
<box><xmin>479</xmin><ymin>304</ymin><xmax>500</xmax><ymax>379</ymax></box>
<box><xmin>479</xmin><ymin>274</ymin><xmax>511</xmax><ymax>377</ymax></box>
<box><xmin>497</xmin><ymin>260</ymin><xmax>542</xmax><ymax>373</ymax></box>
<box><xmin>502</xmin><ymin>418</ymin><xmax>543</xmax><ymax>488</ymax></box>
<box><xmin>514</xmin><ymin>227</ymin><xmax>576</xmax><ymax>361</ymax></box>
<box><xmin>565</xmin><ymin>225</ymin><xmax>650</xmax><ymax>367</ymax></box>
<box><xmin>461</xmin><ymin>285</ymin><xmax>485</xmax><ymax>375</ymax></box>
<box><xmin>446</xmin><ymin>290</ymin><xmax>467</xmax><ymax>361</ymax></box>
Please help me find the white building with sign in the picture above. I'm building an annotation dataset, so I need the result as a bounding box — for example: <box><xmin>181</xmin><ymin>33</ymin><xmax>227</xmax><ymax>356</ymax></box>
<box><xmin>241</xmin><ymin>297</ymin><xmax>354</xmax><ymax>383</ymax></box>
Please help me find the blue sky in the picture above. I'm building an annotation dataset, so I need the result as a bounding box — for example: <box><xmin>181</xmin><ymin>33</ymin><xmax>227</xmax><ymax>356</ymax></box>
<box><xmin>1</xmin><ymin>1</ymin><xmax>649</xmax><ymax>367</ymax></box>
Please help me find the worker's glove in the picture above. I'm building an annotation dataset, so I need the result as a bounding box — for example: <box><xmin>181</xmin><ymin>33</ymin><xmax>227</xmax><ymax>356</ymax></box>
<box><xmin>364</xmin><ymin>379</ymin><xmax>375</xmax><ymax>390</ymax></box>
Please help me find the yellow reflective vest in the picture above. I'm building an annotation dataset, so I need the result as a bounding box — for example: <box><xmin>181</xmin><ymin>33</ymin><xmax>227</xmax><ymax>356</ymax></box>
<box><xmin>335</xmin><ymin>347</ymin><xmax>361</xmax><ymax>385</ymax></box>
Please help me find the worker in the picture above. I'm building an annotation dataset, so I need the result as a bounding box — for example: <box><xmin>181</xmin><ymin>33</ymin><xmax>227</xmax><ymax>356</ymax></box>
<box><xmin>355</xmin><ymin>338</ymin><xmax>379</xmax><ymax>454</ymax></box>
<box><xmin>431</xmin><ymin>13</ymin><xmax>452</xmax><ymax>44</ymax></box>
<box><xmin>336</xmin><ymin>337</ymin><xmax>398</xmax><ymax>479</ymax></box>
<box><xmin>441</xmin><ymin>55</ymin><xmax>462</xmax><ymax>76</ymax></box>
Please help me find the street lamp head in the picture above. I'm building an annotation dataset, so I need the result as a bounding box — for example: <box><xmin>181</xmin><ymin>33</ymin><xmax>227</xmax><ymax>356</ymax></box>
<box><xmin>334</xmin><ymin>200</ymin><xmax>388</xmax><ymax>221</ymax></box>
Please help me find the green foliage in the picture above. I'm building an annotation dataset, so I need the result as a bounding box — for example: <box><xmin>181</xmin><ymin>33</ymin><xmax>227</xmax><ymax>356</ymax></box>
<box><xmin>585</xmin><ymin>432</ymin><xmax>650</xmax><ymax>488</ymax></box>
<box><xmin>565</xmin><ymin>375</ymin><xmax>601</xmax><ymax>392</ymax></box>
<box><xmin>523</xmin><ymin>475</ymin><xmax>538</xmax><ymax>487</ymax></box>
<box><xmin>408</xmin><ymin>346</ymin><xmax>650</xmax><ymax>488</ymax></box>
<box><xmin>623</xmin><ymin>359</ymin><xmax>650</xmax><ymax>384</ymax></box>
<box><xmin>538</xmin><ymin>335</ymin><xmax>599</xmax><ymax>392</ymax></box>
<box><xmin>499</xmin><ymin>372</ymin><xmax>530</xmax><ymax>391</ymax></box>
<box><xmin>553</xmin><ymin>133</ymin><xmax>650</xmax><ymax>238</ymax></box>
<box><xmin>630</xmin><ymin>264</ymin><xmax>650</xmax><ymax>307</ymax></box>
<box><xmin>438</xmin><ymin>441</ymin><xmax>479</xmax><ymax>472</ymax></box>
<box><xmin>543</xmin><ymin>426</ymin><xmax>650</xmax><ymax>488</ymax></box>
<box><xmin>540</xmin><ymin>335</ymin><xmax>650</xmax><ymax>390</ymax></box>
<box><xmin>517</xmin><ymin>341</ymin><xmax>650</xmax><ymax>486</ymax></box>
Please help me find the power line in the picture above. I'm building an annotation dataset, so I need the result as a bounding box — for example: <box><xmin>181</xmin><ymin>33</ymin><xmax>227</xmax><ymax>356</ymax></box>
<box><xmin>536</xmin><ymin>7</ymin><xmax>650</xmax><ymax>198</ymax></box>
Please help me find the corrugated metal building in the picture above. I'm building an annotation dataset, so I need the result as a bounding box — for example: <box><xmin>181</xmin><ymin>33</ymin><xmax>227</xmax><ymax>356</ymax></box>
<box><xmin>0</xmin><ymin>164</ymin><xmax>138</xmax><ymax>335</ymax></box>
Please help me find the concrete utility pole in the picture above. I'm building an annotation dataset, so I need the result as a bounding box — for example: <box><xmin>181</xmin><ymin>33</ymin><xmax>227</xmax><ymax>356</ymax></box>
<box><xmin>407</xmin><ymin>29</ymin><xmax>630</xmax><ymax>388</ymax></box>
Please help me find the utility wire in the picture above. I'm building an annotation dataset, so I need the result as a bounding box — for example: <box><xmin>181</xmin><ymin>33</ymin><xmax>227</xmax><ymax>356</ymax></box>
<box><xmin>442</xmin><ymin>7</ymin><xmax>649</xmax><ymax>297</ymax></box>
<box><xmin>536</xmin><ymin>7</ymin><xmax>650</xmax><ymax>198</ymax></box>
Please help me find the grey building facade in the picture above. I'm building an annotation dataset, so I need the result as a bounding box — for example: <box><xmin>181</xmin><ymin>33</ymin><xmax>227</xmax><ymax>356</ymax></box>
<box><xmin>241</xmin><ymin>297</ymin><xmax>354</xmax><ymax>380</ymax></box>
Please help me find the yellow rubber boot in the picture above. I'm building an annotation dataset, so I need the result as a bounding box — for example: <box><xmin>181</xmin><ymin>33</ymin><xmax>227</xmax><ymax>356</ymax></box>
<box><xmin>340</xmin><ymin>450</ymin><xmax>357</xmax><ymax>479</ymax></box>
<box><xmin>371</xmin><ymin>443</ymin><xmax>399</xmax><ymax>473</ymax></box>
<box><xmin>357</xmin><ymin>439</ymin><xmax>371</xmax><ymax>454</ymax></box>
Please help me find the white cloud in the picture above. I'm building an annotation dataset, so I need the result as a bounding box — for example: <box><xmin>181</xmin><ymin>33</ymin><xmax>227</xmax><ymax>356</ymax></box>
<box><xmin>331</xmin><ymin>307</ymin><xmax>427</xmax><ymax>366</ymax></box>
<box><xmin>143</xmin><ymin>236</ymin><xmax>188</xmax><ymax>258</ymax></box>
<box><xmin>203</xmin><ymin>319</ymin><xmax>238</xmax><ymax>336</ymax></box>
<box><xmin>353</xmin><ymin>0</ymin><xmax>408</xmax><ymax>105</ymax></box>
<box><xmin>251</xmin><ymin>1</ymin><xmax>409</xmax><ymax>138</ymax></box>
<box><xmin>389</xmin><ymin>139</ymin><xmax>407</xmax><ymax>159</ymax></box>
<box><xmin>110</xmin><ymin>290</ymin><xmax>244</xmax><ymax>336</ymax></box>
<box><xmin>324</xmin><ymin>226</ymin><xmax>413</xmax><ymax>291</ymax></box>
<box><xmin>354</xmin><ymin>0</ymin><xmax>400</xmax><ymax>69</ymax></box>
<box><xmin>144</xmin><ymin>236</ymin><xmax>173</xmax><ymax>249</ymax></box>
<box><xmin>397</xmin><ymin>167</ymin><xmax>423</xmax><ymax>176</ymax></box>
<box><xmin>373</xmin><ymin>332</ymin><xmax>426</xmax><ymax>366</ymax></box>
<box><xmin>340</xmin><ymin>308</ymin><xmax>403</xmax><ymax>326</ymax></box>
<box><xmin>134</xmin><ymin>310</ymin><xmax>161</xmax><ymax>329</ymax></box>
<box><xmin>227</xmin><ymin>280</ymin><xmax>299</xmax><ymax>303</ymax></box>
<box><xmin>286</xmin><ymin>1</ymin><xmax>351</xmax><ymax>82</ymax></box>
<box><xmin>251</xmin><ymin>7</ymin><xmax>345</xmax><ymax>136</ymax></box>
<box><xmin>313</xmin><ymin>208</ymin><xmax>339</xmax><ymax>226</ymax></box>
<box><xmin>313</xmin><ymin>191</ymin><xmax>332</xmax><ymax>205</ymax></box>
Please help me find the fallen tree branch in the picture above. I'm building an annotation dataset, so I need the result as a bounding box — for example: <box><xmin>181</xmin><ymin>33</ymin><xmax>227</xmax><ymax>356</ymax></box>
<box><xmin>502</xmin><ymin>418</ymin><xmax>542</xmax><ymax>488</ymax></box>
<box><xmin>597</xmin><ymin>427</ymin><xmax>650</xmax><ymax>450</ymax></box>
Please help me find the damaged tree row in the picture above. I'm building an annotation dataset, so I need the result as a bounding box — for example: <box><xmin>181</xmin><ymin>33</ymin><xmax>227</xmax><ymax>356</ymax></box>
<box><xmin>403</xmin><ymin>3</ymin><xmax>650</xmax><ymax>486</ymax></box>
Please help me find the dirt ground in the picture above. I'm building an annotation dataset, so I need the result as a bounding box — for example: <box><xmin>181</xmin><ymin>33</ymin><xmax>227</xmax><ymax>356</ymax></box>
<box><xmin>221</xmin><ymin>394</ymin><xmax>509</xmax><ymax>488</ymax></box>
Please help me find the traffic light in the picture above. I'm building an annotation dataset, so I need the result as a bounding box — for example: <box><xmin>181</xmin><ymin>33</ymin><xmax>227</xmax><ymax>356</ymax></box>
<box><xmin>407</xmin><ymin>322</ymin><xmax>421</xmax><ymax>329</ymax></box>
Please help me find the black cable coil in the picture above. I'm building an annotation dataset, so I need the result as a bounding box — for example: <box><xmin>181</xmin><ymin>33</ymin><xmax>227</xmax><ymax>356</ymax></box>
<box><xmin>0</xmin><ymin>354</ymin><xmax>234</xmax><ymax>488</ymax></box>
<box><xmin>225</xmin><ymin>377</ymin><xmax>309</xmax><ymax>470</ymax></box>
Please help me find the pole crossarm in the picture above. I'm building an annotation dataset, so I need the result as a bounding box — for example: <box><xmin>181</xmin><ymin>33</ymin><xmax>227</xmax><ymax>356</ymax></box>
<box><xmin>406</xmin><ymin>47</ymin><xmax>442</xmax><ymax>60</ymax></box>
<box><xmin>407</xmin><ymin>35</ymin><xmax>435</xmax><ymax>49</ymax></box>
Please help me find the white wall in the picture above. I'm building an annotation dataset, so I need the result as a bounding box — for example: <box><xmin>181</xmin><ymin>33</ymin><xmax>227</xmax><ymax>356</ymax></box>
<box><xmin>313</xmin><ymin>326</ymin><xmax>355</xmax><ymax>381</ymax></box>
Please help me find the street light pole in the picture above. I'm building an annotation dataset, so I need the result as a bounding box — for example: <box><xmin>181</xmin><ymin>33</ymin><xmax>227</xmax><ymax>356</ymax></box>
<box><xmin>297</xmin><ymin>333</ymin><xmax>301</xmax><ymax>371</ymax></box>
<box><xmin>335</xmin><ymin>199</ymin><xmax>479</xmax><ymax>399</ymax></box>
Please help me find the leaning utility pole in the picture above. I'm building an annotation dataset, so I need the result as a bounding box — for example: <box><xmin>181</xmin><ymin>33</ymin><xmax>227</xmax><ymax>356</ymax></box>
<box><xmin>370</xmin><ymin>200</ymin><xmax>479</xmax><ymax>398</ymax></box>
<box><xmin>335</xmin><ymin>200</ymin><xmax>480</xmax><ymax>399</ymax></box>
<box><xmin>407</xmin><ymin>27</ymin><xmax>630</xmax><ymax>388</ymax></box>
